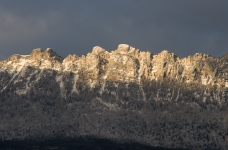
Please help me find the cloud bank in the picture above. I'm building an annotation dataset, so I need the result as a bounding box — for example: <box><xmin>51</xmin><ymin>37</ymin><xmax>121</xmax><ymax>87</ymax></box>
<box><xmin>0</xmin><ymin>0</ymin><xmax>228</xmax><ymax>61</ymax></box>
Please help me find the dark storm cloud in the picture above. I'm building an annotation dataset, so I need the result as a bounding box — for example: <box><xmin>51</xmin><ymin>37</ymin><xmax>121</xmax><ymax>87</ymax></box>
<box><xmin>0</xmin><ymin>0</ymin><xmax>228</xmax><ymax>61</ymax></box>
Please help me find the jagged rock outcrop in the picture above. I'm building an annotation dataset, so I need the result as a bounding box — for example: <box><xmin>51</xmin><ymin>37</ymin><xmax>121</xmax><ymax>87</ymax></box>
<box><xmin>0</xmin><ymin>44</ymin><xmax>228</xmax><ymax>149</ymax></box>
<box><xmin>0</xmin><ymin>44</ymin><xmax>227</xmax><ymax>88</ymax></box>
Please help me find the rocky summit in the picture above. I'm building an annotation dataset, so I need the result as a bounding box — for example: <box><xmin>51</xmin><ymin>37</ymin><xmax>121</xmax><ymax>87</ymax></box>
<box><xmin>0</xmin><ymin>44</ymin><xmax>228</xmax><ymax>149</ymax></box>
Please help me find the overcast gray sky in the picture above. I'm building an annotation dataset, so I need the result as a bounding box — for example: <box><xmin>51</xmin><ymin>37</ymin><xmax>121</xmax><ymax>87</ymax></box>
<box><xmin>0</xmin><ymin>0</ymin><xmax>228</xmax><ymax>61</ymax></box>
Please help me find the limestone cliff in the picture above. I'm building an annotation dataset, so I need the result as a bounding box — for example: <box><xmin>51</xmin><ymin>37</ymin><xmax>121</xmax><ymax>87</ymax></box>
<box><xmin>0</xmin><ymin>44</ymin><xmax>227</xmax><ymax>88</ymax></box>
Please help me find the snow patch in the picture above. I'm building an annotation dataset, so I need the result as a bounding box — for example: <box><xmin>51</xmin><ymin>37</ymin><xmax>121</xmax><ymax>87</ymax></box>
<box><xmin>88</xmin><ymin>79</ymin><xmax>96</xmax><ymax>88</ymax></box>
<box><xmin>64</xmin><ymin>62</ymin><xmax>70</xmax><ymax>71</ymax></box>
<box><xmin>201</xmin><ymin>75</ymin><xmax>213</xmax><ymax>86</ymax></box>
<box><xmin>103</xmin><ymin>74</ymin><xmax>107</xmax><ymax>80</ymax></box>
<box><xmin>20</xmin><ymin>67</ymin><xmax>27</xmax><ymax>77</ymax></box>
<box><xmin>155</xmin><ymin>89</ymin><xmax>161</xmax><ymax>101</ymax></box>
<box><xmin>99</xmin><ymin>82</ymin><xmax>106</xmax><ymax>94</ymax></box>
<box><xmin>186</xmin><ymin>102</ymin><xmax>200</xmax><ymax>108</ymax></box>
<box><xmin>7</xmin><ymin>61</ymin><xmax>12</xmax><ymax>65</ymax></box>
<box><xmin>139</xmin><ymin>85</ymin><xmax>146</xmax><ymax>101</ymax></box>
<box><xmin>96</xmin><ymin>97</ymin><xmax>118</xmax><ymax>110</ymax></box>
<box><xmin>16</xmin><ymin>58</ymin><xmax>30</xmax><ymax>71</ymax></box>
<box><xmin>56</xmin><ymin>75</ymin><xmax>65</xmax><ymax>96</ymax></box>
<box><xmin>194</xmin><ymin>92</ymin><xmax>200</xmax><ymax>99</ymax></box>
<box><xmin>225</xmin><ymin>81</ymin><xmax>228</xmax><ymax>88</ymax></box>
<box><xmin>71</xmin><ymin>74</ymin><xmax>79</xmax><ymax>94</ymax></box>
<box><xmin>114</xmin><ymin>83</ymin><xmax>119</xmax><ymax>88</ymax></box>
<box><xmin>16</xmin><ymin>88</ymin><xmax>27</xmax><ymax>95</ymax></box>
<box><xmin>111</xmin><ymin>91</ymin><xmax>116</xmax><ymax>96</ymax></box>
<box><xmin>35</xmin><ymin>70</ymin><xmax>43</xmax><ymax>83</ymax></box>
<box><xmin>175</xmin><ymin>89</ymin><xmax>180</xmax><ymax>101</ymax></box>
<box><xmin>201</xmin><ymin>76</ymin><xmax>207</xmax><ymax>85</ymax></box>
<box><xmin>16</xmin><ymin>81</ymin><xmax>30</xmax><ymax>95</ymax></box>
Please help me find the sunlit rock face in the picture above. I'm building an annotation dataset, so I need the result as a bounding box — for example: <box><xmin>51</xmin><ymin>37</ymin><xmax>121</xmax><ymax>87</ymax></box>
<box><xmin>1</xmin><ymin>44</ymin><xmax>228</xmax><ymax>106</ymax></box>
<box><xmin>30</xmin><ymin>48</ymin><xmax>62</xmax><ymax>60</ymax></box>
<box><xmin>0</xmin><ymin>44</ymin><xmax>228</xmax><ymax>150</ymax></box>
<box><xmin>0</xmin><ymin>44</ymin><xmax>227</xmax><ymax>87</ymax></box>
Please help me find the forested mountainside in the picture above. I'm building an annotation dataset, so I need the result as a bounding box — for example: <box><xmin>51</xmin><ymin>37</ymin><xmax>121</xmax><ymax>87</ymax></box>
<box><xmin>0</xmin><ymin>44</ymin><xmax>228</xmax><ymax>149</ymax></box>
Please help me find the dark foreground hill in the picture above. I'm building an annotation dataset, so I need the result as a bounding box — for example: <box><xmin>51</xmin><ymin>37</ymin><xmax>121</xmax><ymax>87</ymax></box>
<box><xmin>0</xmin><ymin>137</ymin><xmax>186</xmax><ymax>150</ymax></box>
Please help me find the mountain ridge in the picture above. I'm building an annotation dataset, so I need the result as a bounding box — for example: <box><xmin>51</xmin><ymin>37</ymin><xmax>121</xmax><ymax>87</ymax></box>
<box><xmin>0</xmin><ymin>44</ymin><xmax>227</xmax><ymax>88</ymax></box>
<box><xmin>1</xmin><ymin>44</ymin><xmax>228</xmax><ymax>149</ymax></box>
